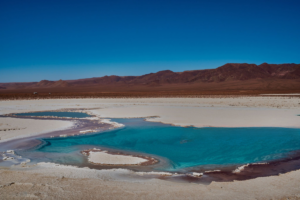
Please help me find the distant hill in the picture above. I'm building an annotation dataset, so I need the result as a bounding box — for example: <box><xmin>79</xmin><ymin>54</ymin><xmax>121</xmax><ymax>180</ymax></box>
<box><xmin>1</xmin><ymin>63</ymin><xmax>300</xmax><ymax>97</ymax></box>
<box><xmin>67</xmin><ymin>63</ymin><xmax>300</xmax><ymax>86</ymax></box>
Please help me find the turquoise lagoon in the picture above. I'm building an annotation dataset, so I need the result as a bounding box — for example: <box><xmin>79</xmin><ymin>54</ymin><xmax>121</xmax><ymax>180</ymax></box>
<box><xmin>24</xmin><ymin>118</ymin><xmax>300</xmax><ymax>172</ymax></box>
<box><xmin>16</xmin><ymin>111</ymin><xmax>91</xmax><ymax>118</ymax></box>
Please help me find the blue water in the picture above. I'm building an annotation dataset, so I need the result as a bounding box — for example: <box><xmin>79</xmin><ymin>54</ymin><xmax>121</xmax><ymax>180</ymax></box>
<box><xmin>30</xmin><ymin>118</ymin><xmax>300</xmax><ymax>171</ymax></box>
<box><xmin>16</xmin><ymin>111</ymin><xmax>91</xmax><ymax>118</ymax></box>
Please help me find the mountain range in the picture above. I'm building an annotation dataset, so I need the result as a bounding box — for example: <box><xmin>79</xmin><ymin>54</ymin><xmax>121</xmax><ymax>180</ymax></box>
<box><xmin>1</xmin><ymin>63</ymin><xmax>300</xmax><ymax>97</ymax></box>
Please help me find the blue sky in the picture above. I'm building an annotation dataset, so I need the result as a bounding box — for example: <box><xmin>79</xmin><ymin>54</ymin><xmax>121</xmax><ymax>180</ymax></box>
<box><xmin>1</xmin><ymin>0</ymin><xmax>300</xmax><ymax>82</ymax></box>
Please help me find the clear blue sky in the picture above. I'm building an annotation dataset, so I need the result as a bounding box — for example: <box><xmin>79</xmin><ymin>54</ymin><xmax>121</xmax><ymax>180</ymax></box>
<box><xmin>1</xmin><ymin>0</ymin><xmax>300</xmax><ymax>82</ymax></box>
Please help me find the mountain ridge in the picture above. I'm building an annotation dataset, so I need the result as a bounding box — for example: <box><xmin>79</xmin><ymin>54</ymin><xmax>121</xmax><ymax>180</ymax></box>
<box><xmin>1</xmin><ymin>63</ymin><xmax>299</xmax><ymax>96</ymax></box>
<box><xmin>31</xmin><ymin>63</ymin><xmax>300</xmax><ymax>87</ymax></box>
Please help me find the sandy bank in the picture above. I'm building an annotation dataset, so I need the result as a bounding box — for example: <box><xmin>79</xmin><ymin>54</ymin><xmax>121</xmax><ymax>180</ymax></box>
<box><xmin>90</xmin><ymin>106</ymin><xmax>300</xmax><ymax>128</ymax></box>
<box><xmin>1</xmin><ymin>163</ymin><xmax>300</xmax><ymax>199</ymax></box>
<box><xmin>0</xmin><ymin>96</ymin><xmax>299</xmax><ymax>115</ymax></box>
<box><xmin>1</xmin><ymin>97</ymin><xmax>299</xmax><ymax>128</ymax></box>
<box><xmin>0</xmin><ymin>117</ymin><xmax>74</xmax><ymax>142</ymax></box>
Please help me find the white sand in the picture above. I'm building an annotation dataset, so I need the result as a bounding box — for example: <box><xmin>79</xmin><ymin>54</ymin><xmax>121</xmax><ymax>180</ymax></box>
<box><xmin>0</xmin><ymin>97</ymin><xmax>299</xmax><ymax>115</ymax></box>
<box><xmin>88</xmin><ymin>151</ymin><xmax>147</xmax><ymax>165</ymax></box>
<box><xmin>1</xmin><ymin>162</ymin><xmax>300</xmax><ymax>199</ymax></box>
<box><xmin>0</xmin><ymin>117</ymin><xmax>73</xmax><ymax>142</ymax></box>
<box><xmin>1</xmin><ymin>97</ymin><xmax>299</xmax><ymax>129</ymax></box>
<box><xmin>0</xmin><ymin>97</ymin><xmax>299</xmax><ymax>141</ymax></box>
<box><xmin>91</xmin><ymin>105</ymin><xmax>300</xmax><ymax>128</ymax></box>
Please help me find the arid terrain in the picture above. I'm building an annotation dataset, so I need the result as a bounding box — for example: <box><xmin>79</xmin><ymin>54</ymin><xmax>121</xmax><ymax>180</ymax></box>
<box><xmin>1</xmin><ymin>64</ymin><xmax>300</xmax><ymax>199</ymax></box>
<box><xmin>1</xmin><ymin>97</ymin><xmax>300</xmax><ymax>200</ymax></box>
<box><xmin>1</xmin><ymin>63</ymin><xmax>300</xmax><ymax>99</ymax></box>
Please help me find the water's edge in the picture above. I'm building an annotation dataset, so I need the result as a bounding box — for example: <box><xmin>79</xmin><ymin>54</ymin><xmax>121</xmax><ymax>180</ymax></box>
<box><xmin>1</xmin><ymin>112</ymin><xmax>300</xmax><ymax>184</ymax></box>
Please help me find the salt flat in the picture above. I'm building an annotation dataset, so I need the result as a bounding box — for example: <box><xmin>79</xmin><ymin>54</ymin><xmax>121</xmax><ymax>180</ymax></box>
<box><xmin>1</xmin><ymin>163</ymin><xmax>300</xmax><ymax>200</ymax></box>
<box><xmin>1</xmin><ymin>97</ymin><xmax>300</xmax><ymax>142</ymax></box>
<box><xmin>1</xmin><ymin>96</ymin><xmax>300</xmax><ymax>199</ymax></box>
<box><xmin>0</xmin><ymin>117</ymin><xmax>73</xmax><ymax>142</ymax></box>
<box><xmin>1</xmin><ymin>97</ymin><xmax>300</xmax><ymax>116</ymax></box>
<box><xmin>91</xmin><ymin>105</ymin><xmax>300</xmax><ymax>128</ymax></box>
<box><xmin>88</xmin><ymin>151</ymin><xmax>147</xmax><ymax>165</ymax></box>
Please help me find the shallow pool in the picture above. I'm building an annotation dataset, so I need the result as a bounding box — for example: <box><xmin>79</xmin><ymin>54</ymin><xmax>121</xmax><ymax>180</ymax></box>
<box><xmin>24</xmin><ymin>118</ymin><xmax>300</xmax><ymax>172</ymax></box>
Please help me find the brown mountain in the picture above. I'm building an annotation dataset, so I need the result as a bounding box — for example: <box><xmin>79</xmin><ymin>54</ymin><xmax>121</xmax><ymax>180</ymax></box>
<box><xmin>66</xmin><ymin>63</ymin><xmax>300</xmax><ymax>86</ymax></box>
<box><xmin>1</xmin><ymin>63</ymin><xmax>300</xmax><ymax>97</ymax></box>
<box><xmin>36</xmin><ymin>80</ymin><xmax>70</xmax><ymax>88</ymax></box>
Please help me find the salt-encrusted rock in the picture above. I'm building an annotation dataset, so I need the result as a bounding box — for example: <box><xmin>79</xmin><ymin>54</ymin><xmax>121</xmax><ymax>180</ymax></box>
<box><xmin>59</xmin><ymin>134</ymin><xmax>67</xmax><ymax>137</ymax></box>
<box><xmin>136</xmin><ymin>171</ymin><xmax>172</xmax><ymax>176</ymax></box>
<box><xmin>80</xmin><ymin>130</ymin><xmax>93</xmax><ymax>134</ymax></box>
<box><xmin>204</xmin><ymin>170</ymin><xmax>221</xmax><ymax>173</ymax></box>
<box><xmin>101</xmin><ymin>119</ymin><xmax>125</xmax><ymax>128</ymax></box>
<box><xmin>3</xmin><ymin>156</ymin><xmax>14</xmax><ymax>161</ymax></box>
<box><xmin>191</xmin><ymin>172</ymin><xmax>203</xmax><ymax>177</ymax></box>
<box><xmin>7</xmin><ymin>150</ymin><xmax>14</xmax><ymax>154</ymax></box>
<box><xmin>186</xmin><ymin>172</ymin><xmax>203</xmax><ymax>177</ymax></box>
<box><xmin>233</xmin><ymin>164</ymin><xmax>249</xmax><ymax>173</ymax></box>
<box><xmin>233</xmin><ymin>163</ymin><xmax>267</xmax><ymax>174</ymax></box>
